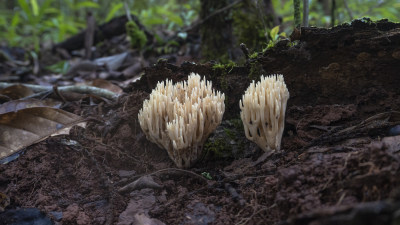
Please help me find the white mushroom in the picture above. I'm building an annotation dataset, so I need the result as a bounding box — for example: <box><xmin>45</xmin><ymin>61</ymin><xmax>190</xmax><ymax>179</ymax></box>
<box><xmin>138</xmin><ymin>73</ymin><xmax>225</xmax><ymax>168</ymax></box>
<box><xmin>239</xmin><ymin>74</ymin><xmax>289</xmax><ymax>151</ymax></box>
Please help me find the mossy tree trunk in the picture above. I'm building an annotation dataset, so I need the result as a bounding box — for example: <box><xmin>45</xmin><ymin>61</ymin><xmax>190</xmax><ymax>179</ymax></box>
<box><xmin>293</xmin><ymin>0</ymin><xmax>301</xmax><ymax>28</ymax></box>
<box><xmin>200</xmin><ymin>0</ymin><xmax>235</xmax><ymax>62</ymax></box>
<box><xmin>233</xmin><ymin>0</ymin><xmax>279</xmax><ymax>52</ymax></box>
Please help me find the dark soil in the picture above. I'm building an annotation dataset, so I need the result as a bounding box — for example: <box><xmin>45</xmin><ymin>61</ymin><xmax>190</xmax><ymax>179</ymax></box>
<box><xmin>1</xmin><ymin>19</ymin><xmax>400</xmax><ymax>225</ymax></box>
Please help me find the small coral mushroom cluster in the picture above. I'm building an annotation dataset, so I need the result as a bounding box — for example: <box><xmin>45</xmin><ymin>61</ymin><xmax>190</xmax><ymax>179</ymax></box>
<box><xmin>240</xmin><ymin>75</ymin><xmax>290</xmax><ymax>151</ymax></box>
<box><xmin>138</xmin><ymin>73</ymin><xmax>289</xmax><ymax>168</ymax></box>
<box><xmin>138</xmin><ymin>73</ymin><xmax>225</xmax><ymax>168</ymax></box>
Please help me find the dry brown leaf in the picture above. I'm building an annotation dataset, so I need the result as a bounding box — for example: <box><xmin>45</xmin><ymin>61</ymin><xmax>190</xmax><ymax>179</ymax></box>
<box><xmin>0</xmin><ymin>107</ymin><xmax>84</xmax><ymax>160</ymax></box>
<box><xmin>0</xmin><ymin>99</ymin><xmax>62</xmax><ymax>114</ymax></box>
<box><xmin>0</xmin><ymin>85</ymin><xmax>34</xmax><ymax>100</ymax></box>
<box><xmin>91</xmin><ymin>79</ymin><xmax>123</xmax><ymax>94</ymax></box>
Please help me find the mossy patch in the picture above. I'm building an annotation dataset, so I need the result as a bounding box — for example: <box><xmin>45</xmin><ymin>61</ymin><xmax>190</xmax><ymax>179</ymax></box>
<box><xmin>212</xmin><ymin>60</ymin><xmax>237</xmax><ymax>104</ymax></box>
<box><xmin>202</xmin><ymin>119</ymin><xmax>246</xmax><ymax>160</ymax></box>
<box><xmin>126</xmin><ymin>20</ymin><xmax>147</xmax><ymax>50</ymax></box>
<box><xmin>248</xmin><ymin>59</ymin><xmax>265</xmax><ymax>82</ymax></box>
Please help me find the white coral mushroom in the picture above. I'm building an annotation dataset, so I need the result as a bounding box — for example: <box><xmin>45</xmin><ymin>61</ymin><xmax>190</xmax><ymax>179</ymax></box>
<box><xmin>138</xmin><ymin>73</ymin><xmax>225</xmax><ymax>168</ymax></box>
<box><xmin>239</xmin><ymin>74</ymin><xmax>289</xmax><ymax>152</ymax></box>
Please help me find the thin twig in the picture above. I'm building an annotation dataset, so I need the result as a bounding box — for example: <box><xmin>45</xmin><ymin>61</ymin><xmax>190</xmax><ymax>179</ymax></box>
<box><xmin>303</xmin><ymin>0</ymin><xmax>309</xmax><ymax>27</ymax></box>
<box><xmin>118</xmin><ymin>168</ymin><xmax>209</xmax><ymax>186</ymax></box>
<box><xmin>124</xmin><ymin>1</ymin><xmax>132</xmax><ymax>22</ymax></box>
<box><xmin>85</xmin><ymin>12</ymin><xmax>96</xmax><ymax>59</ymax></box>
<box><xmin>53</xmin><ymin>86</ymin><xmax>67</xmax><ymax>103</ymax></box>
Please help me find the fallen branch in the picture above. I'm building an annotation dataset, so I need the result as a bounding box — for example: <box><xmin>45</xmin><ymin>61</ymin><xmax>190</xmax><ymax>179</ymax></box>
<box><xmin>0</xmin><ymin>83</ymin><xmax>119</xmax><ymax>100</ymax></box>
<box><xmin>53</xmin><ymin>14</ymin><xmax>153</xmax><ymax>53</ymax></box>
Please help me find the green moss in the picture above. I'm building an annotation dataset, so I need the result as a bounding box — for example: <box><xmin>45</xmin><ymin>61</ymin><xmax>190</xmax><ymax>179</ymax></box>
<box><xmin>202</xmin><ymin>119</ymin><xmax>246</xmax><ymax>160</ymax></box>
<box><xmin>224</xmin><ymin>128</ymin><xmax>236</xmax><ymax>140</ymax></box>
<box><xmin>212</xmin><ymin>60</ymin><xmax>237</xmax><ymax>105</ymax></box>
<box><xmin>248</xmin><ymin>60</ymin><xmax>264</xmax><ymax>82</ymax></box>
<box><xmin>204</xmin><ymin>138</ymin><xmax>233</xmax><ymax>159</ymax></box>
<box><xmin>249</xmin><ymin>52</ymin><xmax>259</xmax><ymax>59</ymax></box>
<box><xmin>125</xmin><ymin>21</ymin><xmax>147</xmax><ymax>50</ymax></box>
<box><xmin>230</xmin><ymin>118</ymin><xmax>244</xmax><ymax>131</ymax></box>
<box><xmin>212</xmin><ymin>61</ymin><xmax>236</xmax><ymax>72</ymax></box>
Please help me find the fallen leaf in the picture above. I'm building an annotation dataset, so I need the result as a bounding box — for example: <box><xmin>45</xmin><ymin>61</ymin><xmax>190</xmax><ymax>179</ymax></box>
<box><xmin>0</xmin><ymin>192</ymin><xmax>10</xmax><ymax>212</ymax></box>
<box><xmin>0</xmin><ymin>85</ymin><xmax>33</xmax><ymax>100</ymax></box>
<box><xmin>94</xmin><ymin>52</ymin><xmax>128</xmax><ymax>71</ymax></box>
<box><xmin>91</xmin><ymin>79</ymin><xmax>123</xmax><ymax>94</ymax></box>
<box><xmin>0</xmin><ymin>107</ymin><xmax>84</xmax><ymax>160</ymax></box>
<box><xmin>0</xmin><ymin>99</ymin><xmax>62</xmax><ymax>114</ymax></box>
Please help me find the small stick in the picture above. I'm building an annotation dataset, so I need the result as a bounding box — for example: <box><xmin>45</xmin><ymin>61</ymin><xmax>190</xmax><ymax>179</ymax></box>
<box><xmin>85</xmin><ymin>12</ymin><xmax>96</xmax><ymax>59</ymax></box>
<box><xmin>303</xmin><ymin>0</ymin><xmax>309</xmax><ymax>27</ymax></box>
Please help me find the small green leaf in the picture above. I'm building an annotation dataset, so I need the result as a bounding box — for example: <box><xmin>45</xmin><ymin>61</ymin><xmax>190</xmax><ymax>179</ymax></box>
<box><xmin>46</xmin><ymin>61</ymin><xmax>70</xmax><ymax>74</ymax></box>
<box><xmin>105</xmin><ymin>2</ymin><xmax>123</xmax><ymax>22</ymax></box>
<box><xmin>201</xmin><ymin>172</ymin><xmax>213</xmax><ymax>180</ymax></box>
<box><xmin>30</xmin><ymin>0</ymin><xmax>39</xmax><ymax>16</ymax></box>
<box><xmin>165</xmin><ymin>13</ymin><xmax>183</xmax><ymax>27</ymax></box>
<box><xmin>17</xmin><ymin>0</ymin><xmax>32</xmax><ymax>19</ymax></box>
<box><xmin>11</xmin><ymin>13</ymin><xmax>20</xmax><ymax>27</ymax></box>
<box><xmin>39</xmin><ymin>0</ymin><xmax>54</xmax><ymax>17</ymax></box>
<box><xmin>44</xmin><ymin>7</ymin><xmax>60</xmax><ymax>14</ymax></box>
<box><xmin>270</xmin><ymin>25</ymin><xmax>280</xmax><ymax>40</ymax></box>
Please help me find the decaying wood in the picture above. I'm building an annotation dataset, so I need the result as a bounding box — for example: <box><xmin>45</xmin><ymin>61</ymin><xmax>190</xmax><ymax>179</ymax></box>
<box><xmin>53</xmin><ymin>15</ymin><xmax>153</xmax><ymax>53</ymax></box>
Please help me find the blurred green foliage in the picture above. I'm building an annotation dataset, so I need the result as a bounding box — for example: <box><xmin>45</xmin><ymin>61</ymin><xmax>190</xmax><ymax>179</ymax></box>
<box><xmin>125</xmin><ymin>20</ymin><xmax>147</xmax><ymax>50</ymax></box>
<box><xmin>0</xmin><ymin>0</ymin><xmax>199</xmax><ymax>51</ymax></box>
<box><xmin>0</xmin><ymin>0</ymin><xmax>398</xmax><ymax>52</ymax></box>
<box><xmin>273</xmin><ymin>0</ymin><xmax>400</xmax><ymax>33</ymax></box>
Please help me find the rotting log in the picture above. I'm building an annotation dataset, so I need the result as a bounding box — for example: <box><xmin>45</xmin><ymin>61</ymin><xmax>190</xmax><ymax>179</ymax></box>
<box><xmin>130</xmin><ymin>19</ymin><xmax>400</xmax><ymax>120</ymax></box>
<box><xmin>52</xmin><ymin>15</ymin><xmax>153</xmax><ymax>54</ymax></box>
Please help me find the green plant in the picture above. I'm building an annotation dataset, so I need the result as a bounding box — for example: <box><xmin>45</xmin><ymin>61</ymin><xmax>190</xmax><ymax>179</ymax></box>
<box><xmin>272</xmin><ymin>0</ymin><xmax>400</xmax><ymax>30</ymax></box>
<box><xmin>249</xmin><ymin>52</ymin><xmax>259</xmax><ymax>59</ymax></box>
<box><xmin>0</xmin><ymin>0</ymin><xmax>99</xmax><ymax>51</ymax></box>
<box><xmin>105</xmin><ymin>2</ymin><xmax>124</xmax><ymax>22</ymax></box>
<box><xmin>16</xmin><ymin>0</ymin><xmax>53</xmax><ymax>51</ymax></box>
<box><xmin>263</xmin><ymin>25</ymin><xmax>286</xmax><ymax>51</ymax></box>
<box><xmin>131</xmin><ymin>0</ymin><xmax>199</xmax><ymax>31</ymax></box>
<box><xmin>201</xmin><ymin>172</ymin><xmax>213</xmax><ymax>180</ymax></box>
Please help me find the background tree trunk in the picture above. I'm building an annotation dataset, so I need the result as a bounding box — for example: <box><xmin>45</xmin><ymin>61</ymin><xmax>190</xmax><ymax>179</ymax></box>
<box><xmin>200</xmin><ymin>0</ymin><xmax>235</xmax><ymax>62</ymax></box>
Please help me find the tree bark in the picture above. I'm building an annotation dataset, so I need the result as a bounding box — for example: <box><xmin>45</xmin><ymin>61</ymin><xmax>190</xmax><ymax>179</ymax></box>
<box><xmin>200</xmin><ymin>0</ymin><xmax>235</xmax><ymax>62</ymax></box>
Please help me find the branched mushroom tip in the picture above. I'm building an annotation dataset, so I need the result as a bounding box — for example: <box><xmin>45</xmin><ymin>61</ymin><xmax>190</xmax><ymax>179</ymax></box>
<box><xmin>240</xmin><ymin>74</ymin><xmax>289</xmax><ymax>152</ymax></box>
<box><xmin>138</xmin><ymin>73</ymin><xmax>225</xmax><ymax>168</ymax></box>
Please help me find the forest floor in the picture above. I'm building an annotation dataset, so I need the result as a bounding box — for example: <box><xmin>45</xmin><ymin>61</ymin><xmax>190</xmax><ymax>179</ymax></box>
<box><xmin>1</xmin><ymin>19</ymin><xmax>400</xmax><ymax>225</ymax></box>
